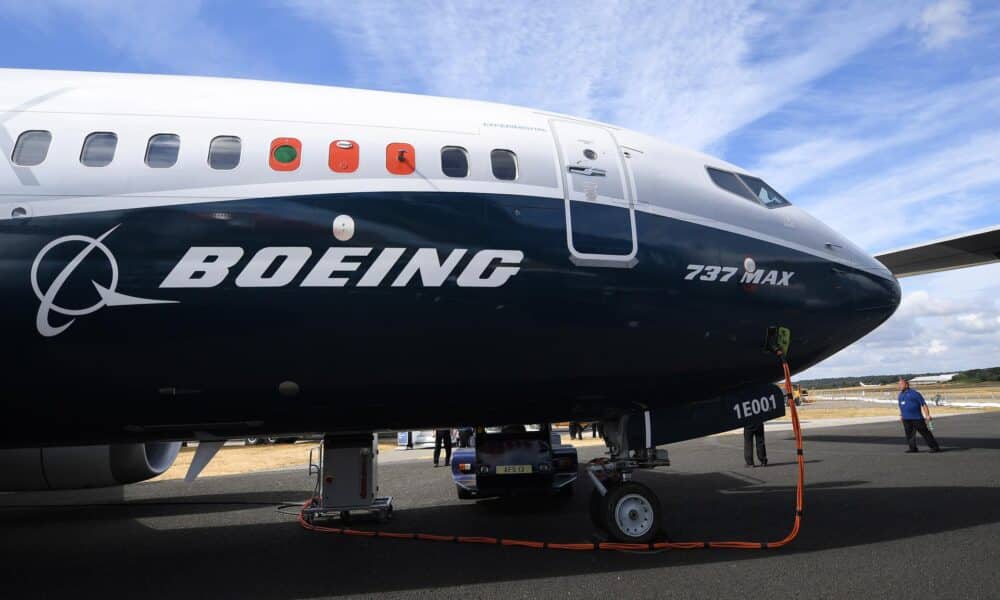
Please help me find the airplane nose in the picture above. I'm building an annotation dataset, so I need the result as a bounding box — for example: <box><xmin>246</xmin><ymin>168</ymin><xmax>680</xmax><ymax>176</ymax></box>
<box><xmin>855</xmin><ymin>269</ymin><xmax>901</xmax><ymax>318</ymax></box>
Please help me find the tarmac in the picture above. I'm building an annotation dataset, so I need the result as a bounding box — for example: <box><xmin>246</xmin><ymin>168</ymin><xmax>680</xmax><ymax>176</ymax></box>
<box><xmin>2</xmin><ymin>412</ymin><xmax>999</xmax><ymax>599</ymax></box>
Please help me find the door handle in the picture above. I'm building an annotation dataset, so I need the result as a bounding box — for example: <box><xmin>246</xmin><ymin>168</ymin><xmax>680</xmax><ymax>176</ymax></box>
<box><xmin>568</xmin><ymin>165</ymin><xmax>607</xmax><ymax>177</ymax></box>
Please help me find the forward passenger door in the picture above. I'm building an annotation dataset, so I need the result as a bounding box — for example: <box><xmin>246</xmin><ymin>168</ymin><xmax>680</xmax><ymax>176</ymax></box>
<box><xmin>550</xmin><ymin>120</ymin><xmax>637</xmax><ymax>268</ymax></box>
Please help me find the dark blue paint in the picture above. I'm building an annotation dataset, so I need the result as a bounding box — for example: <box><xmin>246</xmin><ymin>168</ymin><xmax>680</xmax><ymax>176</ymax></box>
<box><xmin>0</xmin><ymin>191</ymin><xmax>899</xmax><ymax>446</ymax></box>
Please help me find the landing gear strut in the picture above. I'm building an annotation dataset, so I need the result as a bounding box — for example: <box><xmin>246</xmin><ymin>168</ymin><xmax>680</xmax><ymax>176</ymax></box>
<box><xmin>587</xmin><ymin>411</ymin><xmax>669</xmax><ymax>543</ymax></box>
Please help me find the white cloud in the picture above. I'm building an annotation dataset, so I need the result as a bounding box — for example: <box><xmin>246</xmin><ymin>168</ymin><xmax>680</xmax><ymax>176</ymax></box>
<box><xmin>283</xmin><ymin>0</ymin><xmax>912</xmax><ymax>150</ymax></box>
<box><xmin>912</xmin><ymin>0</ymin><xmax>971</xmax><ymax>49</ymax></box>
<box><xmin>803</xmin><ymin>131</ymin><xmax>1000</xmax><ymax>252</ymax></box>
<box><xmin>748</xmin><ymin>77</ymin><xmax>1000</xmax><ymax>195</ymax></box>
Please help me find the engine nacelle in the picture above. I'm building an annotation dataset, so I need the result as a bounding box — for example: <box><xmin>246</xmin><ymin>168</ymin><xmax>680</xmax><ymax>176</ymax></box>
<box><xmin>0</xmin><ymin>442</ymin><xmax>182</xmax><ymax>490</ymax></box>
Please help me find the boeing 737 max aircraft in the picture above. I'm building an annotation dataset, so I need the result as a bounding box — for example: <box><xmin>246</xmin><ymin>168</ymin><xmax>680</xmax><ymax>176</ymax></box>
<box><xmin>0</xmin><ymin>69</ymin><xmax>995</xmax><ymax>540</ymax></box>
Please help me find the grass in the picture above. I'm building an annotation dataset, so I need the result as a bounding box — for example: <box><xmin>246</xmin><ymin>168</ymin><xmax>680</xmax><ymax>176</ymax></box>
<box><xmin>153</xmin><ymin>403</ymin><xmax>996</xmax><ymax>481</ymax></box>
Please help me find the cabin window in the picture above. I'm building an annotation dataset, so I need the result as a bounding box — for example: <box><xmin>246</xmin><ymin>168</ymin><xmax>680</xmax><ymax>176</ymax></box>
<box><xmin>269</xmin><ymin>137</ymin><xmax>302</xmax><ymax>171</ymax></box>
<box><xmin>11</xmin><ymin>130</ymin><xmax>52</xmax><ymax>166</ymax></box>
<box><xmin>440</xmin><ymin>146</ymin><xmax>468</xmax><ymax>178</ymax></box>
<box><xmin>145</xmin><ymin>133</ymin><xmax>180</xmax><ymax>168</ymax></box>
<box><xmin>490</xmin><ymin>149</ymin><xmax>517</xmax><ymax>181</ymax></box>
<box><xmin>208</xmin><ymin>136</ymin><xmax>242</xmax><ymax>170</ymax></box>
<box><xmin>80</xmin><ymin>132</ymin><xmax>118</xmax><ymax>167</ymax></box>
<box><xmin>706</xmin><ymin>167</ymin><xmax>758</xmax><ymax>204</ymax></box>
<box><xmin>736</xmin><ymin>174</ymin><xmax>791</xmax><ymax>208</ymax></box>
<box><xmin>386</xmin><ymin>142</ymin><xmax>415</xmax><ymax>175</ymax></box>
<box><xmin>329</xmin><ymin>140</ymin><xmax>359</xmax><ymax>173</ymax></box>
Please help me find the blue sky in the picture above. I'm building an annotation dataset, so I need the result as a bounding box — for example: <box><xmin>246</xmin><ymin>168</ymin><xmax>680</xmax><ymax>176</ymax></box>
<box><xmin>1</xmin><ymin>0</ymin><xmax>997</xmax><ymax>378</ymax></box>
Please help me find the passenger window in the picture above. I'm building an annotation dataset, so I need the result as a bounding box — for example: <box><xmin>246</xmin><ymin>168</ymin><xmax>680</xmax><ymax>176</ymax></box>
<box><xmin>12</xmin><ymin>130</ymin><xmax>52</xmax><ymax>166</ymax></box>
<box><xmin>208</xmin><ymin>136</ymin><xmax>242</xmax><ymax>170</ymax></box>
<box><xmin>490</xmin><ymin>149</ymin><xmax>517</xmax><ymax>181</ymax></box>
<box><xmin>145</xmin><ymin>134</ymin><xmax>180</xmax><ymax>168</ymax></box>
<box><xmin>706</xmin><ymin>167</ymin><xmax>758</xmax><ymax>203</ymax></box>
<box><xmin>80</xmin><ymin>132</ymin><xmax>118</xmax><ymax>167</ymax></box>
<box><xmin>737</xmin><ymin>174</ymin><xmax>791</xmax><ymax>208</ymax></box>
<box><xmin>440</xmin><ymin>146</ymin><xmax>468</xmax><ymax>178</ymax></box>
<box><xmin>269</xmin><ymin>137</ymin><xmax>301</xmax><ymax>171</ymax></box>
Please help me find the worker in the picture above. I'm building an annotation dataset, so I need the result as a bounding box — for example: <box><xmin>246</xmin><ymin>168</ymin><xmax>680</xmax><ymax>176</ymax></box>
<box><xmin>406</xmin><ymin>431</ymin><xmax>413</xmax><ymax>449</ymax></box>
<box><xmin>433</xmin><ymin>428</ymin><xmax>452</xmax><ymax>467</ymax></box>
<box><xmin>898</xmin><ymin>378</ymin><xmax>941</xmax><ymax>453</ymax></box>
<box><xmin>569</xmin><ymin>421</ymin><xmax>581</xmax><ymax>440</ymax></box>
<box><xmin>458</xmin><ymin>426</ymin><xmax>473</xmax><ymax>448</ymax></box>
<box><xmin>744</xmin><ymin>421</ymin><xmax>767</xmax><ymax>467</ymax></box>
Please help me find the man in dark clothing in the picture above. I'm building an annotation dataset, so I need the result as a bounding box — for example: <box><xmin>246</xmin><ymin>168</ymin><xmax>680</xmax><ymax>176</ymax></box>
<box><xmin>458</xmin><ymin>427</ymin><xmax>473</xmax><ymax>448</ymax></box>
<box><xmin>744</xmin><ymin>421</ymin><xmax>767</xmax><ymax>467</ymax></box>
<box><xmin>898</xmin><ymin>378</ymin><xmax>941</xmax><ymax>453</ymax></box>
<box><xmin>569</xmin><ymin>422</ymin><xmax>581</xmax><ymax>440</ymax></box>
<box><xmin>433</xmin><ymin>429</ymin><xmax>452</xmax><ymax>467</ymax></box>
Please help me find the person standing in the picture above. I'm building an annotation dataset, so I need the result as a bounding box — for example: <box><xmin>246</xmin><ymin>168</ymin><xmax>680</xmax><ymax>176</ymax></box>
<box><xmin>898</xmin><ymin>378</ymin><xmax>941</xmax><ymax>453</ymax></box>
<box><xmin>744</xmin><ymin>421</ymin><xmax>767</xmax><ymax>467</ymax></box>
<box><xmin>458</xmin><ymin>426</ymin><xmax>473</xmax><ymax>448</ymax></box>
<box><xmin>433</xmin><ymin>428</ymin><xmax>452</xmax><ymax>467</ymax></box>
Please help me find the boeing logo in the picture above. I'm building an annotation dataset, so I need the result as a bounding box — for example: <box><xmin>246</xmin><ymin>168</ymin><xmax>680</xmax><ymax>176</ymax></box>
<box><xmin>31</xmin><ymin>225</ymin><xmax>176</xmax><ymax>338</ymax></box>
<box><xmin>31</xmin><ymin>228</ymin><xmax>524</xmax><ymax>337</ymax></box>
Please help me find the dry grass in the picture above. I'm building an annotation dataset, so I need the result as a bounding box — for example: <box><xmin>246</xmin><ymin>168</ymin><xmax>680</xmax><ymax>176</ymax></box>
<box><xmin>775</xmin><ymin>405</ymin><xmax>994</xmax><ymax>421</ymax></box>
<box><xmin>154</xmin><ymin>441</ymin><xmax>397</xmax><ymax>482</ymax></box>
<box><xmin>155</xmin><ymin>403</ymin><xmax>995</xmax><ymax>480</ymax></box>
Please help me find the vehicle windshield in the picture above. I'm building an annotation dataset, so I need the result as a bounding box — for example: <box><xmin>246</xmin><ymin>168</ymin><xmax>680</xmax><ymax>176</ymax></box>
<box><xmin>737</xmin><ymin>174</ymin><xmax>791</xmax><ymax>208</ymax></box>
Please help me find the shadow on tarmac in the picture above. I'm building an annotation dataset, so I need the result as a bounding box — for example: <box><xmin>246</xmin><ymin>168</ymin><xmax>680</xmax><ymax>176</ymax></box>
<box><xmin>2</xmin><ymin>468</ymin><xmax>999</xmax><ymax>598</ymax></box>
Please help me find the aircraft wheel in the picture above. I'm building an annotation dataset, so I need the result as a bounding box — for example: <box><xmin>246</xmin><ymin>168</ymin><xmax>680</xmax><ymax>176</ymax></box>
<box><xmin>603</xmin><ymin>481</ymin><xmax>661</xmax><ymax>543</ymax></box>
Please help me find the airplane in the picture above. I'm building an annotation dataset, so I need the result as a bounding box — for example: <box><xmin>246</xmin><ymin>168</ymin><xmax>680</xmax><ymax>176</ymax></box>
<box><xmin>0</xmin><ymin>69</ymin><xmax>996</xmax><ymax>542</ymax></box>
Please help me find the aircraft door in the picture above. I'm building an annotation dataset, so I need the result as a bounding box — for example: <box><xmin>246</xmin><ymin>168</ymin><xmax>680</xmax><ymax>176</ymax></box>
<box><xmin>550</xmin><ymin>120</ymin><xmax>637</xmax><ymax>268</ymax></box>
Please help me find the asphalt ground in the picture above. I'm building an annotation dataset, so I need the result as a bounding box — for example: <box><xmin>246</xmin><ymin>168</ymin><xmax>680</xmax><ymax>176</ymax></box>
<box><xmin>2</xmin><ymin>413</ymin><xmax>999</xmax><ymax>599</ymax></box>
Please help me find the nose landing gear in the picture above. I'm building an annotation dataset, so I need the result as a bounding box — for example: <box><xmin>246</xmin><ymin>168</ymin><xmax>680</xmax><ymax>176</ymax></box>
<box><xmin>587</xmin><ymin>411</ymin><xmax>670</xmax><ymax>543</ymax></box>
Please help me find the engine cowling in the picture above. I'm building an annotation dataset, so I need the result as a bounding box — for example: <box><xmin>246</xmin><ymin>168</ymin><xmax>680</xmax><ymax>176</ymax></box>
<box><xmin>0</xmin><ymin>442</ymin><xmax>182</xmax><ymax>490</ymax></box>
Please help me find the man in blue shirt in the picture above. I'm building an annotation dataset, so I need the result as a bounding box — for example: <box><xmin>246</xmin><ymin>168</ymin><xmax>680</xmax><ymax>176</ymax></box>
<box><xmin>898</xmin><ymin>378</ymin><xmax>941</xmax><ymax>453</ymax></box>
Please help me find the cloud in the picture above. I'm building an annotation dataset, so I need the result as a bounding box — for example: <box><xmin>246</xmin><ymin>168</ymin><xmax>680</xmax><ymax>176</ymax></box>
<box><xmin>912</xmin><ymin>0</ymin><xmax>971</xmax><ymax>49</ymax></box>
<box><xmin>747</xmin><ymin>77</ymin><xmax>1000</xmax><ymax>195</ymax></box>
<box><xmin>283</xmin><ymin>0</ymin><xmax>912</xmax><ymax>150</ymax></box>
<box><xmin>803</xmin><ymin>131</ymin><xmax>999</xmax><ymax>252</ymax></box>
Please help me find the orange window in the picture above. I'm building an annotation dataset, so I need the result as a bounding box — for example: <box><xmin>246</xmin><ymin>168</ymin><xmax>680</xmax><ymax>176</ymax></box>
<box><xmin>270</xmin><ymin>137</ymin><xmax>302</xmax><ymax>171</ymax></box>
<box><xmin>329</xmin><ymin>140</ymin><xmax>359</xmax><ymax>173</ymax></box>
<box><xmin>386</xmin><ymin>142</ymin><xmax>415</xmax><ymax>175</ymax></box>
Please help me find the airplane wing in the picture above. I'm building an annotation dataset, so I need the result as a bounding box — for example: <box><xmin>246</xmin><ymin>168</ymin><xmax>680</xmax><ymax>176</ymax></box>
<box><xmin>874</xmin><ymin>225</ymin><xmax>1000</xmax><ymax>278</ymax></box>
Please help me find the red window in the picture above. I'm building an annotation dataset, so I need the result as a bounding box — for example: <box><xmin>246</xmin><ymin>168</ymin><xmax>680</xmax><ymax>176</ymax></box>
<box><xmin>386</xmin><ymin>142</ymin><xmax>415</xmax><ymax>175</ymax></box>
<box><xmin>270</xmin><ymin>137</ymin><xmax>302</xmax><ymax>171</ymax></box>
<box><xmin>329</xmin><ymin>140</ymin><xmax>359</xmax><ymax>173</ymax></box>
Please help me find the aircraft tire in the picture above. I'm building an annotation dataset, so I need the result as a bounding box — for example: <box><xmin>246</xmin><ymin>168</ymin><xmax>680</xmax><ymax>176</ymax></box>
<box><xmin>603</xmin><ymin>481</ymin><xmax>661</xmax><ymax>544</ymax></box>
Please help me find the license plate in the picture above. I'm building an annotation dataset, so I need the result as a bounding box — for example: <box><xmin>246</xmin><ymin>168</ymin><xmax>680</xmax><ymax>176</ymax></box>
<box><xmin>495</xmin><ymin>465</ymin><xmax>532</xmax><ymax>475</ymax></box>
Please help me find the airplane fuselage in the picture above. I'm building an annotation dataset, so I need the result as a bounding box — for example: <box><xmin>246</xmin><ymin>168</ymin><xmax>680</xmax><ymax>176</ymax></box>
<box><xmin>0</xmin><ymin>70</ymin><xmax>900</xmax><ymax>447</ymax></box>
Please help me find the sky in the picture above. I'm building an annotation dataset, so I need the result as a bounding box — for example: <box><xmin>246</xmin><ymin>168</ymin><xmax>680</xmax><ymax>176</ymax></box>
<box><xmin>0</xmin><ymin>0</ymin><xmax>997</xmax><ymax>378</ymax></box>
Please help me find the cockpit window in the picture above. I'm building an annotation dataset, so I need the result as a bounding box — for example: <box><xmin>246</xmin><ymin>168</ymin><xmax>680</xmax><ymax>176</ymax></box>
<box><xmin>706</xmin><ymin>167</ymin><xmax>757</xmax><ymax>203</ymax></box>
<box><xmin>736</xmin><ymin>174</ymin><xmax>791</xmax><ymax>208</ymax></box>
